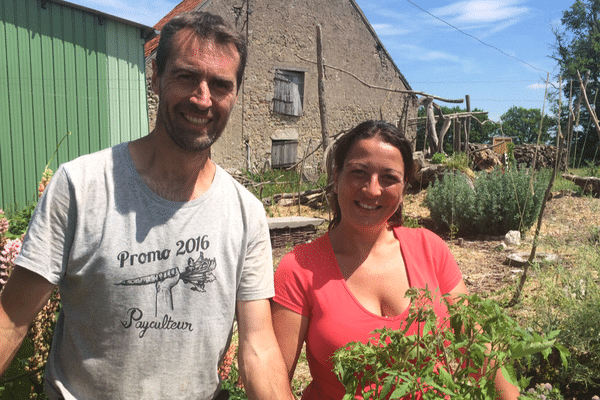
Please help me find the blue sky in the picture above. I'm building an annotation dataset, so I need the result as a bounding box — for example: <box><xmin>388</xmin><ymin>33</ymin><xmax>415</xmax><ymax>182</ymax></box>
<box><xmin>73</xmin><ymin>0</ymin><xmax>571</xmax><ymax>121</ymax></box>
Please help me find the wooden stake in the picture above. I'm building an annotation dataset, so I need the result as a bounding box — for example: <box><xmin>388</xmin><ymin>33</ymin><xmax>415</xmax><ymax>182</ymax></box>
<box><xmin>316</xmin><ymin>25</ymin><xmax>330</xmax><ymax>154</ymax></box>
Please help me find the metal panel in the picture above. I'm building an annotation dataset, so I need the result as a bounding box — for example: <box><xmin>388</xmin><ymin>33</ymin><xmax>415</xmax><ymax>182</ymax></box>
<box><xmin>105</xmin><ymin>19</ymin><xmax>148</xmax><ymax>145</ymax></box>
<box><xmin>0</xmin><ymin>0</ymin><xmax>12</xmax><ymax>208</ymax></box>
<box><xmin>5</xmin><ymin>0</ymin><xmax>26</xmax><ymax>207</ymax></box>
<box><xmin>0</xmin><ymin>0</ymin><xmax>149</xmax><ymax>208</ymax></box>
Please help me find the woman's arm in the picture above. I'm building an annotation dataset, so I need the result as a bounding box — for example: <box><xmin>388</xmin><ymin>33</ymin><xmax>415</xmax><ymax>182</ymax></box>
<box><xmin>271</xmin><ymin>301</ymin><xmax>309</xmax><ymax>381</ymax></box>
<box><xmin>447</xmin><ymin>280</ymin><xmax>520</xmax><ymax>400</ymax></box>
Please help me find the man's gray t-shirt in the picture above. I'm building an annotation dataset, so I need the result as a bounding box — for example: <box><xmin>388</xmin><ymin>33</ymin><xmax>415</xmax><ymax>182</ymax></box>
<box><xmin>16</xmin><ymin>143</ymin><xmax>274</xmax><ymax>400</ymax></box>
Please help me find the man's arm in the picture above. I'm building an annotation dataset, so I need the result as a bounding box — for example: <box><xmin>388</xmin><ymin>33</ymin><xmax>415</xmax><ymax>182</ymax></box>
<box><xmin>0</xmin><ymin>266</ymin><xmax>56</xmax><ymax>376</ymax></box>
<box><xmin>236</xmin><ymin>299</ymin><xmax>295</xmax><ymax>400</ymax></box>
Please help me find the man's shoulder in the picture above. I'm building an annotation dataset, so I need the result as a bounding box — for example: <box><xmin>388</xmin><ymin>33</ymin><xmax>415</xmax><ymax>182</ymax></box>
<box><xmin>62</xmin><ymin>143</ymin><xmax>126</xmax><ymax>172</ymax></box>
<box><xmin>215</xmin><ymin>166</ymin><xmax>262</xmax><ymax>207</ymax></box>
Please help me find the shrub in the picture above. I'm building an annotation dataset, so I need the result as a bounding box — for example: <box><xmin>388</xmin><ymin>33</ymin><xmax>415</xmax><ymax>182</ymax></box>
<box><xmin>430</xmin><ymin>152</ymin><xmax>447</xmax><ymax>164</ymax></box>
<box><xmin>444</xmin><ymin>152</ymin><xmax>471</xmax><ymax>173</ymax></box>
<box><xmin>524</xmin><ymin>258</ymin><xmax>600</xmax><ymax>396</ymax></box>
<box><xmin>333</xmin><ymin>288</ymin><xmax>565</xmax><ymax>400</ymax></box>
<box><xmin>425</xmin><ymin>168</ymin><xmax>549</xmax><ymax>236</ymax></box>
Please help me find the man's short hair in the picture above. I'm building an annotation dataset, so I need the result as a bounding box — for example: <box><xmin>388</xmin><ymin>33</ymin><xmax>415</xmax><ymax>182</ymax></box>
<box><xmin>155</xmin><ymin>11</ymin><xmax>247</xmax><ymax>91</ymax></box>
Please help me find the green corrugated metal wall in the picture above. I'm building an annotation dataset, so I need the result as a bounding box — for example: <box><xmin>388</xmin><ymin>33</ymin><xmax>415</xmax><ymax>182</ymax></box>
<box><xmin>0</xmin><ymin>0</ymin><xmax>149</xmax><ymax>209</ymax></box>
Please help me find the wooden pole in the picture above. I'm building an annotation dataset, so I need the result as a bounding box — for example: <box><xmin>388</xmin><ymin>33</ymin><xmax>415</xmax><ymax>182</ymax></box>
<box><xmin>566</xmin><ymin>79</ymin><xmax>574</xmax><ymax>167</ymax></box>
<box><xmin>573</xmin><ymin>71</ymin><xmax>589</xmax><ymax>167</ymax></box>
<box><xmin>316</xmin><ymin>25</ymin><xmax>330</xmax><ymax>153</ymax></box>
<box><xmin>510</xmin><ymin>78</ymin><xmax>563</xmax><ymax>307</ymax></box>
<box><xmin>577</xmin><ymin>70</ymin><xmax>600</xmax><ymax>142</ymax></box>
<box><xmin>465</xmin><ymin>95</ymin><xmax>471</xmax><ymax>155</ymax></box>
<box><xmin>452</xmin><ymin>118</ymin><xmax>459</xmax><ymax>152</ymax></box>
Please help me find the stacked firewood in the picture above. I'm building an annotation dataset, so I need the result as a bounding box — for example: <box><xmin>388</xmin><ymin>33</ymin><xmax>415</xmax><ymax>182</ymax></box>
<box><xmin>512</xmin><ymin>144</ymin><xmax>567</xmax><ymax>170</ymax></box>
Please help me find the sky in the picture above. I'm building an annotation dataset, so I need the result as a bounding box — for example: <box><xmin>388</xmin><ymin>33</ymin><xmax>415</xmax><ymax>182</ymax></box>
<box><xmin>71</xmin><ymin>0</ymin><xmax>571</xmax><ymax>122</ymax></box>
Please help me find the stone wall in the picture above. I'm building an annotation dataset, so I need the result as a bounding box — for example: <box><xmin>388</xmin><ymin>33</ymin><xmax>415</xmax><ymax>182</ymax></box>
<box><xmin>146</xmin><ymin>0</ymin><xmax>417</xmax><ymax>172</ymax></box>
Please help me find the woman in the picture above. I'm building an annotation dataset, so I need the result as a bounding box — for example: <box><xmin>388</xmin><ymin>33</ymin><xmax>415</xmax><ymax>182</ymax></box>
<box><xmin>271</xmin><ymin>120</ymin><xmax>519</xmax><ymax>400</ymax></box>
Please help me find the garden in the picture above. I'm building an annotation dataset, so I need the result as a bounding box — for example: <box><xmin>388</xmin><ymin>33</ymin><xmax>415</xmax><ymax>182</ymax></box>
<box><xmin>1</xmin><ymin>154</ymin><xmax>600</xmax><ymax>399</ymax></box>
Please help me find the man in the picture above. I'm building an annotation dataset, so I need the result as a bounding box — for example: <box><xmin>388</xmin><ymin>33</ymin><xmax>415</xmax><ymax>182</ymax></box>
<box><xmin>0</xmin><ymin>11</ymin><xmax>294</xmax><ymax>400</ymax></box>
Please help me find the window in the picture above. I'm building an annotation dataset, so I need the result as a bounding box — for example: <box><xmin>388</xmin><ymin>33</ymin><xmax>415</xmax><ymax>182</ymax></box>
<box><xmin>273</xmin><ymin>70</ymin><xmax>304</xmax><ymax>117</ymax></box>
<box><xmin>271</xmin><ymin>129</ymin><xmax>299</xmax><ymax>169</ymax></box>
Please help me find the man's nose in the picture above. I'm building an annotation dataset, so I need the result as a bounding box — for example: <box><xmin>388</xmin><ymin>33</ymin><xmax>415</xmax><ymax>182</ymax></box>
<box><xmin>190</xmin><ymin>81</ymin><xmax>212</xmax><ymax>108</ymax></box>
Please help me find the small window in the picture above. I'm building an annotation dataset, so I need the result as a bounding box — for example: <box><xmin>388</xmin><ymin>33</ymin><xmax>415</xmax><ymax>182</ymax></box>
<box><xmin>273</xmin><ymin>70</ymin><xmax>304</xmax><ymax>117</ymax></box>
<box><xmin>271</xmin><ymin>128</ymin><xmax>299</xmax><ymax>169</ymax></box>
<box><xmin>271</xmin><ymin>140</ymin><xmax>298</xmax><ymax>169</ymax></box>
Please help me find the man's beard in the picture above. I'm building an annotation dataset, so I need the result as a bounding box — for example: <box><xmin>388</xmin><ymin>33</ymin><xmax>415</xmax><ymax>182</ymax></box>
<box><xmin>167</xmin><ymin>127</ymin><xmax>220</xmax><ymax>152</ymax></box>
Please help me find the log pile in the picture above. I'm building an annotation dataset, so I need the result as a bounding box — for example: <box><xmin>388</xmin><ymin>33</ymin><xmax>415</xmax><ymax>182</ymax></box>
<box><xmin>468</xmin><ymin>144</ymin><xmax>502</xmax><ymax>171</ymax></box>
<box><xmin>561</xmin><ymin>174</ymin><xmax>600</xmax><ymax>197</ymax></box>
<box><xmin>262</xmin><ymin>187</ymin><xmax>329</xmax><ymax>209</ymax></box>
<box><xmin>512</xmin><ymin>144</ymin><xmax>567</xmax><ymax>170</ymax></box>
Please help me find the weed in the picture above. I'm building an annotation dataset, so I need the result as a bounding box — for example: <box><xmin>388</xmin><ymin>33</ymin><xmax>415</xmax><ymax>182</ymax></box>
<box><xmin>431</xmin><ymin>152</ymin><xmax>447</xmax><ymax>164</ymax></box>
<box><xmin>333</xmin><ymin>288</ymin><xmax>566</xmax><ymax>399</ymax></box>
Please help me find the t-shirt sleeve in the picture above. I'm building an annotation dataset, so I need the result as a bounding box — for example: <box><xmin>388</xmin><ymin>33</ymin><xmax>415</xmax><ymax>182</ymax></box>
<box><xmin>236</xmin><ymin>205</ymin><xmax>275</xmax><ymax>301</ymax></box>
<box><xmin>273</xmin><ymin>250</ymin><xmax>310</xmax><ymax>317</ymax></box>
<box><xmin>425</xmin><ymin>229</ymin><xmax>463</xmax><ymax>294</ymax></box>
<box><xmin>15</xmin><ymin>165</ymin><xmax>76</xmax><ymax>285</ymax></box>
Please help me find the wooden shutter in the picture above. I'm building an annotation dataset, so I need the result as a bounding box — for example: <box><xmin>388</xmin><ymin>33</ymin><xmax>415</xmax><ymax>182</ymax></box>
<box><xmin>273</xmin><ymin>70</ymin><xmax>303</xmax><ymax>116</ymax></box>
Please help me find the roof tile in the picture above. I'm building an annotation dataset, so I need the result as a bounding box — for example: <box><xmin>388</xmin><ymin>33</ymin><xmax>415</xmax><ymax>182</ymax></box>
<box><xmin>144</xmin><ymin>0</ymin><xmax>206</xmax><ymax>58</ymax></box>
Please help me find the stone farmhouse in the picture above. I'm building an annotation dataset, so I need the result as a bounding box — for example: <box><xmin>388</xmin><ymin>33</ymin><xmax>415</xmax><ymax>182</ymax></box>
<box><xmin>145</xmin><ymin>0</ymin><xmax>418</xmax><ymax>173</ymax></box>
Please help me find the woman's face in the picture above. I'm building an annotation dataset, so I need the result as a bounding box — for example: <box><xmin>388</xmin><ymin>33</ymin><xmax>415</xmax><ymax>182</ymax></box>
<box><xmin>334</xmin><ymin>136</ymin><xmax>405</xmax><ymax>231</ymax></box>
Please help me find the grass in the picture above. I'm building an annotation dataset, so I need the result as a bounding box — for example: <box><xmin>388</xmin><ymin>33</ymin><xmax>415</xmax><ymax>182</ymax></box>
<box><xmin>244</xmin><ymin>168</ymin><xmax>328</xmax><ymax>201</ymax></box>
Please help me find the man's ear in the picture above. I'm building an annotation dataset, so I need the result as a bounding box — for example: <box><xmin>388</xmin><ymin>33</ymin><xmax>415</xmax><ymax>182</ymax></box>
<box><xmin>151</xmin><ymin>59</ymin><xmax>159</xmax><ymax>94</ymax></box>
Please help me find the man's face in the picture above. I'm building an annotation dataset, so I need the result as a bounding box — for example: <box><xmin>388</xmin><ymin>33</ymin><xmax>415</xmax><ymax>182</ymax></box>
<box><xmin>152</xmin><ymin>29</ymin><xmax>240</xmax><ymax>152</ymax></box>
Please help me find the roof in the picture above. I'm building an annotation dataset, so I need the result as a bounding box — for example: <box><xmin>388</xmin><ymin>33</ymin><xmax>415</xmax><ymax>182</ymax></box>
<box><xmin>143</xmin><ymin>0</ymin><xmax>412</xmax><ymax>91</ymax></box>
<box><xmin>48</xmin><ymin>0</ymin><xmax>157</xmax><ymax>41</ymax></box>
<box><xmin>346</xmin><ymin>0</ymin><xmax>412</xmax><ymax>91</ymax></box>
<box><xmin>144</xmin><ymin>0</ymin><xmax>207</xmax><ymax>57</ymax></box>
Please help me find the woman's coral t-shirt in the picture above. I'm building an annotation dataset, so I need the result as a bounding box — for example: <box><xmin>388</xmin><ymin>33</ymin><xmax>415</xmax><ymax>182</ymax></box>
<box><xmin>273</xmin><ymin>227</ymin><xmax>463</xmax><ymax>400</ymax></box>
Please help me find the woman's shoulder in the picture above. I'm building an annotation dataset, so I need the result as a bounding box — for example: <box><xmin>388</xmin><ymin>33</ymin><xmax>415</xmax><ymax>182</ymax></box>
<box><xmin>277</xmin><ymin>233</ymin><xmax>334</xmax><ymax>274</ymax></box>
<box><xmin>393</xmin><ymin>226</ymin><xmax>443</xmax><ymax>242</ymax></box>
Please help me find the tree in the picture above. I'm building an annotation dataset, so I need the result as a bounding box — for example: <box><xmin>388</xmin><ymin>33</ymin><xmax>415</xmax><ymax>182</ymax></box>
<box><xmin>499</xmin><ymin>106</ymin><xmax>554</xmax><ymax>144</ymax></box>
<box><xmin>551</xmin><ymin>0</ymin><xmax>600</xmax><ymax>165</ymax></box>
<box><xmin>415</xmin><ymin>105</ymin><xmax>499</xmax><ymax>155</ymax></box>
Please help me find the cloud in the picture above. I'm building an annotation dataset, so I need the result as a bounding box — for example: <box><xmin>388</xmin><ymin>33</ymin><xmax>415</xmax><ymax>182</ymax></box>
<box><xmin>75</xmin><ymin>0</ymin><xmax>178</xmax><ymax>26</ymax></box>
<box><xmin>371</xmin><ymin>23</ymin><xmax>410</xmax><ymax>36</ymax></box>
<box><xmin>432</xmin><ymin>0</ymin><xmax>529</xmax><ymax>25</ymax></box>
<box><xmin>390</xmin><ymin>44</ymin><xmax>462</xmax><ymax>63</ymax></box>
<box><xmin>528</xmin><ymin>82</ymin><xmax>558</xmax><ymax>90</ymax></box>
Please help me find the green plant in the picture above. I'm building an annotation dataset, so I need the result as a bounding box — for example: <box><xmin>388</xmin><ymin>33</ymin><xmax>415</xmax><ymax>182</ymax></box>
<box><xmin>444</xmin><ymin>152</ymin><xmax>471</xmax><ymax>173</ymax></box>
<box><xmin>4</xmin><ymin>203</ymin><xmax>36</xmax><ymax>239</ymax></box>
<box><xmin>425</xmin><ymin>168</ymin><xmax>549</xmax><ymax>236</ymax></box>
<box><xmin>333</xmin><ymin>288</ymin><xmax>566</xmax><ymax>400</ymax></box>
<box><xmin>219</xmin><ymin>341</ymin><xmax>248</xmax><ymax>400</ymax></box>
<box><xmin>584</xmin><ymin>160</ymin><xmax>600</xmax><ymax>178</ymax></box>
<box><xmin>244</xmin><ymin>168</ymin><xmax>327</xmax><ymax>201</ymax></box>
<box><xmin>506</xmin><ymin>143</ymin><xmax>517</xmax><ymax>168</ymax></box>
<box><xmin>430</xmin><ymin>152</ymin><xmax>447</xmax><ymax>164</ymax></box>
<box><xmin>523</xmin><ymin>257</ymin><xmax>600</xmax><ymax>395</ymax></box>
<box><xmin>520</xmin><ymin>382</ymin><xmax>564</xmax><ymax>400</ymax></box>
